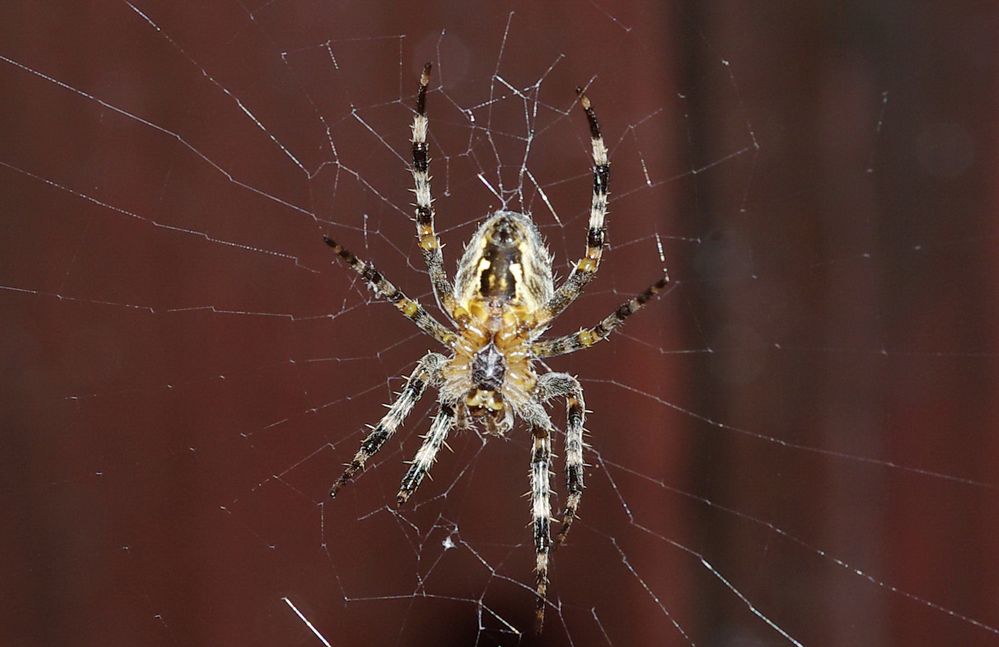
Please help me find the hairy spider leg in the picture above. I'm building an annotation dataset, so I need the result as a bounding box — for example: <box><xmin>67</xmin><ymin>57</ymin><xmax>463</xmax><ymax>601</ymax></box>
<box><xmin>541</xmin><ymin>89</ymin><xmax>610</xmax><ymax>322</ymax></box>
<box><xmin>396</xmin><ymin>403</ymin><xmax>456</xmax><ymax>505</ymax></box>
<box><xmin>532</xmin><ymin>275</ymin><xmax>671</xmax><ymax>357</ymax></box>
<box><xmin>530</xmin><ymin>424</ymin><xmax>554</xmax><ymax>633</ymax></box>
<box><xmin>323</xmin><ymin>236</ymin><xmax>456</xmax><ymax>347</ymax></box>
<box><xmin>537</xmin><ymin>372</ymin><xmax>586</xmax><ymax>546</ymax></box>
<box><xmin>411</xmin><ymin>62</ymin><xmax>457</xmax><ymax>317</ymax></box>
<box><xmin>329</xmin><ymin>353</ymin><xmax>446</xmax><ymax>497</ymax></box>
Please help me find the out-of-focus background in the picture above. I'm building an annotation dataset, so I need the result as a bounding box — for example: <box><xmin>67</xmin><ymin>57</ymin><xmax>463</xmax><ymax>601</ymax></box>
<box><xmin>1</xmin><ymin>2</ymin><xmax>997</xmax><ymax>645</ymax></box>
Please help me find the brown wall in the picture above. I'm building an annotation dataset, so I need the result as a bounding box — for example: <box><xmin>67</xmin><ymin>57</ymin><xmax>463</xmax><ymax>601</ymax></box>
<box><xmin>1</xmin><ymin>2</ymin><xmax>996</xmax><ymax>646</ymax></box>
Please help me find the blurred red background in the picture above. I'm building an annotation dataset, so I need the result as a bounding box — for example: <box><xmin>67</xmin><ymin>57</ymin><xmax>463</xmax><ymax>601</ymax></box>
<box><xmin>1</xmin><ymin>1</ymin><xmax>997</xmax><ymax>646</ymax></box>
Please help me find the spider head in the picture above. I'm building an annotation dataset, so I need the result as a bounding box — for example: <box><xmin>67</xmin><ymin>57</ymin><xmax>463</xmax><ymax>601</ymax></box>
<box><xmin>463</xmin><ymin>390</ymin><xmax>513</xmax><ymax>436</ymax></box>
<box><xmin>456</xmin><ymin>342</ymin><xmax>517</xmax><ymax>435</ymax></box>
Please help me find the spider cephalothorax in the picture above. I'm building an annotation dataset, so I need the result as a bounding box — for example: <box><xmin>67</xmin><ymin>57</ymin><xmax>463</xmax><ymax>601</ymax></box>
<box><xmin>323</xmin><ymin>63</ymin><xmax>669</xmax><ymax>633</ymax></box>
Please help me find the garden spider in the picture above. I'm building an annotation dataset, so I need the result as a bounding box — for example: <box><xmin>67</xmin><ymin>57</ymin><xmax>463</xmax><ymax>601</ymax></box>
<box><xmin>323</xmin><ymin>63</ymin><xmax>669</xmax><ymax>632</ymax></box>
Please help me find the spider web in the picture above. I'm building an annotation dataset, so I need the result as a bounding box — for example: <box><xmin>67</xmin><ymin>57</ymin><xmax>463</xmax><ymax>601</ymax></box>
<box><xmin>2</xmin><ymin>2</ymin><xmax>998</xmax><ymax>646</ymax></box>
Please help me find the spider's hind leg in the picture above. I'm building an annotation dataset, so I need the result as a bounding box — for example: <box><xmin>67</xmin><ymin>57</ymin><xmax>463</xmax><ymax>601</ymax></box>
<box><xmin>410</xmin><ymin>62</ymin><xmax>456</xmax><ymax>316</ymax></box>
<box><xmin>541</xmin><ymin>89</ymin><xmax>610</xmax><ymax>323</ymax></box>
<box><xmin>329</xmin><ymin>352</ymin><xmax>446</xmax><ymax>498</ymax></box>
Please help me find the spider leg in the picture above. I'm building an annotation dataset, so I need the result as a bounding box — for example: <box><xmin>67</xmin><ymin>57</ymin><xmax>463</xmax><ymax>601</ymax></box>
<box><xmin>529</xmin><ymin>422</ymin><xmax>554</xmax><ymax>633</ymax></box>
<box><xmin>396</xmin><ymin>403</ymin><xmax>456</xmax><ymax>506</ymax></box>
<box><xmin>329</xmin><ymin>353</ymin><xmax>446</xmax><ymax>498</ymax></box>
<box><xmin>411</xmin><ymin>62</ymin><xmax>457</xmax><ymax>317</ymax></box>
<box><xmin>323</xmin><ymin>236</ymin><xmax>456</xmax><ymax>348</ymax></box>
<box><xmin>517</xmin><ymin>401</ymin><xmax>556</xmax><ymax>633</ymax></box>
<box><xmin>540</xmin><ymin>88</ymin><xmax>609</xmax><ymax>323</ymax></box>
<box><xmin>537</xmin><ymin>373</ymin><xmax>586</xmax><ymax>546</ymax></box>
<box><xmin>532</xmin><ymin>274</ymin><xmax>670</xmax><ymax>358</ymax></box>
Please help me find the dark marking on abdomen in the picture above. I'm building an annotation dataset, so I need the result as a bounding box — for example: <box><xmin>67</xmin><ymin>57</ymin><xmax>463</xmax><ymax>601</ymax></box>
<box><xmin>479</xmin><ymin>217</ymin><xmax>522</xmax><ymax>301</ymax></box>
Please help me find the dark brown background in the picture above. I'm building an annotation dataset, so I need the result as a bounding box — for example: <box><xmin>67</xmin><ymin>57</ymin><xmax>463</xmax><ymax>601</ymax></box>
<box><xmin>1</xmin><ymin>1</ymin><xmax>997</xmax><ymax>646</ymax></box>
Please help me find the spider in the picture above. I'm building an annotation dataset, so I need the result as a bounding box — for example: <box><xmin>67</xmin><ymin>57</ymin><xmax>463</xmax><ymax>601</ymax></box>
<box><xmin>323</xmin><ymin>63</ymin><xmax>669</xmax><ymax>632</ymax></box>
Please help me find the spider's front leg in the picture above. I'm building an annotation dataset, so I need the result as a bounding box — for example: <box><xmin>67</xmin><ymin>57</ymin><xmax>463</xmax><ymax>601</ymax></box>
<box><xmin>396</xmin><ymin>402</ymin><xmax>456</xmax><ymax>506</ymax></box>
<box><xmin>329</xmin><ymin>352</ymin><xmax>446</xmax><ymax>497</ymax></box>
<box><xmin>520</xmin><ymin>402</ymin><xmax>556</xmax><ymax>633</ymax></box>
<box><xmin>529</xmin><ymin>423</ymin><xmax>554</xmax><ymax>633</ymax></box>
<box><xmin>410</xmin><ymin>62</ymin><xmax>457</xmax><ymax>317</ymax></box>
<box><xmin>537</xmin><ymin>373</ymin><xmax>586</xmax><ymax>546</ymax></box>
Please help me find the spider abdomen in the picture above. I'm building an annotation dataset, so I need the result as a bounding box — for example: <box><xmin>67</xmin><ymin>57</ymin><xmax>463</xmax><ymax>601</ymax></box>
<box><xmin>453</xmin><ymin>211</ymin><xmax>554</xmax><ymax>317</ymax></box>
